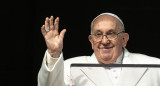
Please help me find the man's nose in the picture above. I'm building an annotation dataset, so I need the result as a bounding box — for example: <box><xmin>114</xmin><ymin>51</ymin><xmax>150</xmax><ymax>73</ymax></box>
<box><xmin>101</xmin><ymin>35</ymin><xmax>110</xmax><ymax>44</ymax></box>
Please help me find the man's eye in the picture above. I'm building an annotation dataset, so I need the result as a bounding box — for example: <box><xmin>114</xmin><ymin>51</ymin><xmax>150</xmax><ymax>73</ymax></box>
<box><xmin>96</xmin><ymin>33</ymin><xmax>102</xmax><ymax>35</ymax></box>
<box><xmin>107</xmin><ymin>32</ymin><xmax>115</xmax><ymax>35</ymax></box>
<box><xmin>96</xmin><ymin>34</ymin><xmax>102</xmax><ymax>37</ymax></box>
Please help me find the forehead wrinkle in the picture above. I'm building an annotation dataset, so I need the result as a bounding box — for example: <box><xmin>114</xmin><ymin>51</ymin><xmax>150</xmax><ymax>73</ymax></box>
<box><xmin>93</xmin><ymin>15</ymin><xmax>119</xmax><ymax>26</ymax></box>
<box><xmin>94</xmin><ymin>28</ymin><xmax>119</xmax><ymax>35</ymax></box>
<box><xmin>92</xmin><ymin>16</ymin><xmax>119</xmax><ymax>32</ymax></box>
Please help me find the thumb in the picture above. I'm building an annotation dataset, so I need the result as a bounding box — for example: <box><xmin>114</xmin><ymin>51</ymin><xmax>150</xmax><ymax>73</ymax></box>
<box><xmin>60</xmin><ymin>29</ymin><xmax>66</xmax><ymax>40</ymax></box>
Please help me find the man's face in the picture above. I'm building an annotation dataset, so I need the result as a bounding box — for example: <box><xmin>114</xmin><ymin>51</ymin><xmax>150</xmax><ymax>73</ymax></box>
<box><xmin>89</xmin><ymin>15</ymin><xmax>129</xmax><ymax>64</ymax></box>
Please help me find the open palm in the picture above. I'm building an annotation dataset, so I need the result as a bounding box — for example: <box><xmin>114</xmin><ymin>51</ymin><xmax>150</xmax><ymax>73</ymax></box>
<box><xmin>41</xmin><ymin>16</ymin><xmax>66</xmax><ymax>58</ymax></box>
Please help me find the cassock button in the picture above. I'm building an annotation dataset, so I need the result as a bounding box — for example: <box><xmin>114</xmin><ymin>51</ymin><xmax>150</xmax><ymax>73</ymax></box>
<box><xmin>113</xmin><ymin>70</ymin><xmax>116</xmax><ymax>72</ymax></box>
<box><xmin>115</xmin><ymin>76</ymin><xmax>118</xmax><ymax>79</ymax></box>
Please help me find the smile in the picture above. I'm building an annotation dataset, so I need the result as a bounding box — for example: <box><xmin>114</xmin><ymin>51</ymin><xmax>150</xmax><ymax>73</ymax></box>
<box><xmin>100</xmin><ymin>47</ymin><xmax>113</xmax><ymax>52</ymax></box>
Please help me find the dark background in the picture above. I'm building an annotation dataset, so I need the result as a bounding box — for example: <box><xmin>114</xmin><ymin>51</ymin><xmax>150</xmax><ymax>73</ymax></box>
<box><xmin>1</xmin><ymin>0</ymin><xmax>160</xmax><ymax>86</ymax></box>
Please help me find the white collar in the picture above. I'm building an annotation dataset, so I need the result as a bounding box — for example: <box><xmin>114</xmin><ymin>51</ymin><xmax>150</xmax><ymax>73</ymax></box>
<box><xmin>113</xmin><ymin>51</ymin><xmax>124</xmax><ymax>64</ymax></box>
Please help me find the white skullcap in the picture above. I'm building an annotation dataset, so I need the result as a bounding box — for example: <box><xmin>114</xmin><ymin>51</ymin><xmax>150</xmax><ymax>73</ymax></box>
<box><xmin>92</xmin><ymin>12</ymin><xmax>124</xmax><ymax>26</ymax></box>
<box><xmin>91</xmin><ymin>12</ymin><xmax>125</xmax><ymax>32</ymax></box>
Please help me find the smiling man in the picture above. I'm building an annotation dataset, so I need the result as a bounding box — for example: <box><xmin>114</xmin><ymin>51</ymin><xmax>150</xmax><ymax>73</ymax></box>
<box><xmin>38</xmin><ymin>13</ymin><xmax>160</xmax><ymax>86</ymax></box>
<box><xmin>89</xmin><ymin>13</ymin><xmax>129</xmax><ymax>64</ymax></box>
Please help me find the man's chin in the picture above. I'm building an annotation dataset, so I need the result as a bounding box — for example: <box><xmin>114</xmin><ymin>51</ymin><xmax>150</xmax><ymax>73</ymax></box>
<box><xmin>100</xmin><ymin>54</ymin><xmax>112</xmax><ymax>61</ymax></box>
<box><xmin>100</xmin><ymin>48</ymin><xmax>113</xmax><ymax>54</ymax></box>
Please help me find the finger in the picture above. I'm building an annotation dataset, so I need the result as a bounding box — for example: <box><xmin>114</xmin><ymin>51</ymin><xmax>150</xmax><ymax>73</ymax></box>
<box><xmin>50</xmin><ymin>16</ymin><xmax>54</xmax><ymax>25</ymax></box>
<box><xmin>41</xmin><ymin>25</ymin><xmax>47</xmax><ymax>36</ymax></box>
<box><xmin>50</xmin><ymin>16</ymin><xmax>54</xmax><ymax>30</ymax></box>
<box><xmin>60</xmin><ymin>29</ymin><xmax>66</xmax><ymax>40</ymax></box>
<box><xmin>54</xmin><ymin>17</ymin><xmax>59</xmax><ymax>31</ymax></box>
<box><xmin>45</xmin><ymin>17</ymin><xmax>50</xmax><ymax>31</ymax></box>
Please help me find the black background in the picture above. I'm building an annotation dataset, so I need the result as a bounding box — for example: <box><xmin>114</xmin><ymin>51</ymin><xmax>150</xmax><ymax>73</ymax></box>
<box><xmin>1</xmin><ymin>0</ymin><xmax>160</xmax><ymax>86</ymax></box>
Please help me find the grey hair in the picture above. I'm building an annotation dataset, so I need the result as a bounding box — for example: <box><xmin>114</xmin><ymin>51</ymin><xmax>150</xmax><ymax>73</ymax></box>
<box><xmin>90</xmin><ymin>12</ymin><xmax>125</xmax><ymax>34</ymax></box>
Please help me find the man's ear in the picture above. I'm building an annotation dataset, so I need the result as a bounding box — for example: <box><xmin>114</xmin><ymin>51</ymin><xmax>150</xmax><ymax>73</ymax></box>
<box><xmin>122</xmin><ymin>33</ymin><xmax>129</xmax><ymax>48</ymax></box>
<box><xmin>88</xmin><ymin>35</ymin><xmax>94</xmax><ymax>50</ymax></box>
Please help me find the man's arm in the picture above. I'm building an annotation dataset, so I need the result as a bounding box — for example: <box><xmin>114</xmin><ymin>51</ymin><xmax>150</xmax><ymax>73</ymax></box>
<box><xmin>38</xmin><ymin>16</ymin><xmax>67</xmax><ymax>86</ymax></box>
<box><xmin>38</xmin><ymin>50</ymin><xmax>66</xmax><ymax>86</ymax></box>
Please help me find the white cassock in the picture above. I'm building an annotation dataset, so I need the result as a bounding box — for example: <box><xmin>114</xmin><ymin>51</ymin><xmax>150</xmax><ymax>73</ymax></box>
<box><xmin>38</xmin><ymin>49</ymin><xmax>160</xmax><ymax>86</ymax></box>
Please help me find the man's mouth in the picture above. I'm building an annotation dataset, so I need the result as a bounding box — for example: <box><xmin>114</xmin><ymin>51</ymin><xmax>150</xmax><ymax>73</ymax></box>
<box><xmin>100</xmin><ymin>46</ymin><xmax>113</xmax><ymax>49</ymax></box>
<box><xmin>100</xmin><ymin>46</ymin><xmax>113</xmax><ymax>52</ymax></box>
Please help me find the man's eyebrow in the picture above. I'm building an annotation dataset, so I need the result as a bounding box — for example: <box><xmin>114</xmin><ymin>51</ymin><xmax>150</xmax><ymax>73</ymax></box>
<box><xmin>94</xmin><ymin>30</ymin><xmax>102</xmax><ymax>33</ymax></box>
<box><xmin>107</xmin><ymin>29</ymin><xmax>116</xmax><ymax>32</ymax></box>
<box><xmin>93</xmin><ymin>29</ymin><xmax>117</xmax><ymax>34</ymax></box>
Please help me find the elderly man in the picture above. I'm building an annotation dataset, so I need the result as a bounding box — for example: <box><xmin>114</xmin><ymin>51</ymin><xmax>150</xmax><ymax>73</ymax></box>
<box><xmin>38</xmin><ymin>13</ymin><xmax>160</xmax><ymax>86</ymax></box>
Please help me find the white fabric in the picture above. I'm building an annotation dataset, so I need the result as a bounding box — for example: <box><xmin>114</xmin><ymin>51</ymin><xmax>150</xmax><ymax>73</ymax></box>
<box><xmin>38</xmin><ymin>49</ymin><xmax>160</xmax><ymax>86</ymax></box>
<box><xmin>106</xmin><ymin>68</ymin><xmax>121</xmax><ymax>86</ymax></box>
<box><xmin>46</xmin><ymin>50</ymin><xmax>124</xmax><ymax>86</ymax></box>
<box><xmin>105</xmin><ymin>52</ymin><xmax>124</xmax><ymax>86</ymax></box>
<box><xmin>46</xmin><ymin>50</ymin><xmax>59</xmax><ymax>70</ymax></box>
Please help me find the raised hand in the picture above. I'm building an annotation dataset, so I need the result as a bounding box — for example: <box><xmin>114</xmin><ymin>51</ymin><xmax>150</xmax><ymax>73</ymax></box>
<box><xmin>41</xmin><ymin>16</ymin><xmax>66</xmax><ymax>58</ymax></box>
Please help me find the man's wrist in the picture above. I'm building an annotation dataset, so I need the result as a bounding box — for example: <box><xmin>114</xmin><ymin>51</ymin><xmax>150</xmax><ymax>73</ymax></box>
<box><xmin>48</xmin><ymin>49</ymin><xmax>61</xmax><ymax>58</ymax></box>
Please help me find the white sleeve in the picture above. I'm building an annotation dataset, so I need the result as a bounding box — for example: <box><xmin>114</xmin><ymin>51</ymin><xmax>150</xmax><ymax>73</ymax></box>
<box><xmin>37</xmin><ymin>50</ymin><xmax>68</xmax><ymax>86</ymax></box>
<box><xmin>46</xmin><ymin>50</ymin><xmax>59</xmax><ymax>71</ymax></box>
